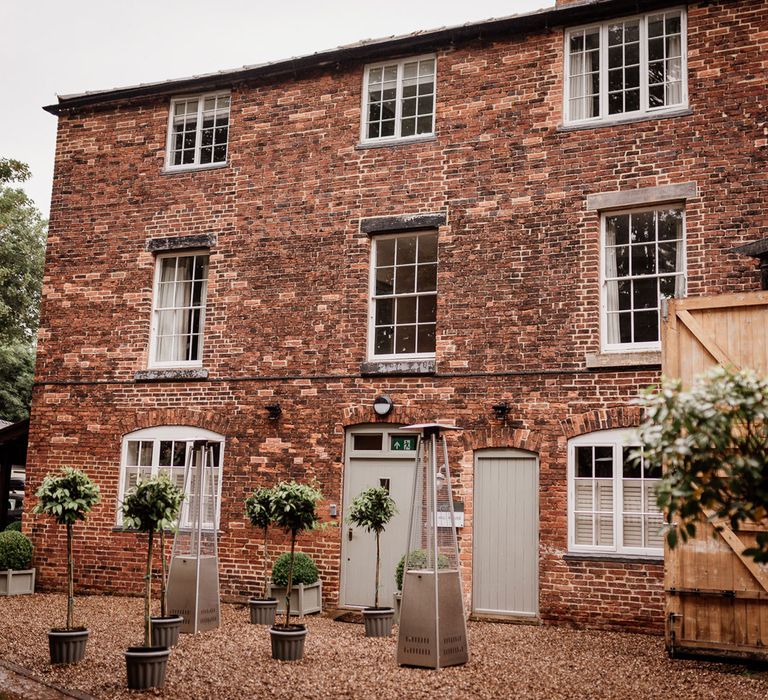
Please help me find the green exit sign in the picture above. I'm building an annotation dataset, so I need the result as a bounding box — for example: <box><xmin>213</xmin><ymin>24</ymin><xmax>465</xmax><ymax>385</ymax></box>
<box><xmin>390</xmin><ymin>435</ymin><xmax>417</xmax><ymax>451</ymax></box>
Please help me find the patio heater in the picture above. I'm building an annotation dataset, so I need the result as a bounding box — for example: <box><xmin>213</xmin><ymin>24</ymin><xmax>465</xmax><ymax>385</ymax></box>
<box><xmin>166</xmin><ymin>440</ymin><xmax>221</xmax><ymax>634</ymax></box>
<box><xmin>397</xmin><ymin>423</ymin><xmax>469</xmax><ymax>669</ymax></box>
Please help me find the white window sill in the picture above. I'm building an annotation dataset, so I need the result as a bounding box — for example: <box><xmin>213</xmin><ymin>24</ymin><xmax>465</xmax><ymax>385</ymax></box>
<box><xmin>356</xmin><ymin>134</ymin><xmax>437</xmax><ymax>150</ymax></box>
<box><xmin>161</xmin><ymin>162</ymin><xmax>228</xmax><ymax>175</ymax></box>
<box><xmin>585</xmin><ymin>351</ymin><xmax>661</xmax><ymax>369</ymax></box>
<box><xmin>557</xmin><ymin>107</ymin><xmax>692</xmax><ymax>133</ymax></box>
<box><xmin>134</xmin><ymin>368</ymin><xmax>209</xmax><ymax>382</ymax></box>
<box><xmin>360</xmin><ymin>359</ymin><xmax>436</xmax><ymax>375</ymax></box>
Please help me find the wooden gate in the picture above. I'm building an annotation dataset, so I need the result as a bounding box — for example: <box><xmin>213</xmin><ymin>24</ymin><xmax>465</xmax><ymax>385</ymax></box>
<box><xmin>662</xmin><ymin>291</ymin><xmax>768</xmax><ymax>659</ymax></box>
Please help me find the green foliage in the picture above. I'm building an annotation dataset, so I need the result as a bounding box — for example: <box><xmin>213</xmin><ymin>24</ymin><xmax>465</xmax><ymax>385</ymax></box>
<box><xmin>269</xmin><ymin>481</ymin><xmax>323</xmax><ymax>535</ymax></box>
<box><xmin>4</xmin><ymin>520</ymin><xmax>21</xmax><ymax>532</ymax></box>
<box><xmin>636</xmin><ymin>366</ymin><xmax>768</xmax><ymax>562</ymax></box>
<box><xmin>0</xmin><ymin>530</ymin><xmax>32</xmax><ymax>570</ymax></box>
<box><xmin>121</xmin><ymin>474</ymin><xmax>184</xmax><ymax>533</ymax></box>
<box><xmin>395</xmin><ymin>550</ymin><xmax>450</xmax><ymax>591</ymax></box>
<box><xmin>0</xmin><ymin>342</ymin><xmax>35</xmax><ymax>422</ymax></box>
<box><xmin>347</xmin><ymin>487</ymin><xmax>397</xmax><ymax>534</ymax></box>
<box><xmin>245</xmin><ymin>487</ymin><xmax>274</xmax><ymax>530</ymax></box>
<box><xmin>271</xmin><ymin>552</ymin><xmax>318</xmax><ymax>586</ymax></box>
<box><xmin>0</xmin><ymin>158</ymin><xmax>46</xmax><ymax>421</ymax></box>
<box><xmin>34</xmin><ymin>468</ymin><xmax>101</xmax><ymax>525</ymax></box>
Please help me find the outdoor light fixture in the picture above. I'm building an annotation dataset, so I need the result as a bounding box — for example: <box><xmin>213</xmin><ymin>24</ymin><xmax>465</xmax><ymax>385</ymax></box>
<box><xmin>373</xmin><ymin>395</ymin><xmax>394</xmax><ymax>417</ymax></box>
<box><xmin>492</xmin><ymin>402</ymin><xmax>510</xmax><ymax>420</ymax></box>
<box><xmin>265</xmin><ymin>403</ymin><xmax>282</xmax><ymax>421</ymax></box>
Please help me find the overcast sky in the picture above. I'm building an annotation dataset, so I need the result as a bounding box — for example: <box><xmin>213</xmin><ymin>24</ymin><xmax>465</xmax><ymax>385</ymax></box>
<box><xmin>1</xmin><ymin>0</ymin><xmax>551</xmax><ymax>217</ymax></box>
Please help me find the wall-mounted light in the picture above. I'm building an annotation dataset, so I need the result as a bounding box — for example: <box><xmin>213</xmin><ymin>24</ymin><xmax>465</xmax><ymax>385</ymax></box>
<box><xmin>492</xmin><ymin>402</ymin><xmax>510</xmax><ymax>420</ymax></box>
<box><xmin>266</xmin><ymin>403</ymin><xmax>282</xmax><ymax>421</ymax></box>
<box><xmin>373</xmin><ymin>395</ymin><xmax>394</xmax><ymax>417</ymax></box>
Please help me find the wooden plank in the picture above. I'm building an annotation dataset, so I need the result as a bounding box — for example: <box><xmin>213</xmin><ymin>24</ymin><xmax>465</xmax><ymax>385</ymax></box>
<box><xmin>676</xmin><ymin>309</ymin><xmax>742</xmax><ymax>370</ymax></box>
<box><xmin>675</xmin><ymin>291</ymin><xmax>768</xmax><ymax>311</ymax></box>
<box><xmin>714</xmin><ymin>523</ymin><xmax>768</xmax><ymax>593</ymax></box>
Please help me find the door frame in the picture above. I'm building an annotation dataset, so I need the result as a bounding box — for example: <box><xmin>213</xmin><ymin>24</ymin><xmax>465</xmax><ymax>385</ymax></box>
<box><xmin>340</xmin><ymin>423</ymin><xmax>417</xmax><ymax>608</ymax></box>
<box><xmin>472</xmin><ymin>448</ymin><xmax>540</xmax><ymax>618</ymax></box>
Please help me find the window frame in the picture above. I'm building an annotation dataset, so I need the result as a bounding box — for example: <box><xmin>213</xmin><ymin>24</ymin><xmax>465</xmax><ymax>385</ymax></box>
<box><xmin>567</xmin><ymin>428</ymin><xmax>663</xmax><ymax>558</ymax></box>
<box><xmin>367</xmin><ymin>230</ymin><xmax>438</xmax><ymax>362</ymax></box>
<box><xmin>563</xmin><ymin>8</ymin><xmax>688</xmax><ymax>126</ymax></box>
<box><xmin>599</xmin><ymin>204</ymin><xmax>686</xmax><ymax>353</ymax></box>
<box><xmin>116</xmin><ymin>426</ymin><xmax>225</xmax><ymax>530</ymax></box>
<box><xmin>164</xmin><ymin>91</ymin><xmax>231</xmax><ymax>172</ymax></box>
<box><xmin>148</xmin><ymin>250</ymin><xmax>210</xmax><ymax>369</ymax></box>
<box><xmin>359</xmin><ymin>54</ymin><xmax>437</xmax><ymax>145</ymax></box>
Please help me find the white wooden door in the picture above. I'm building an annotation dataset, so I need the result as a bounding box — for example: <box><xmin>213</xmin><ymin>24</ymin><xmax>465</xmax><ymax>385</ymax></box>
<box><xmin>340</xmin><ymin>426</ymin><xmax>418</xmax><ymax>608</ymax></box>
<box><xmin>473</xmin><ymin>449</ymin><xmax>539</xmax><ymax>617</ymax></box>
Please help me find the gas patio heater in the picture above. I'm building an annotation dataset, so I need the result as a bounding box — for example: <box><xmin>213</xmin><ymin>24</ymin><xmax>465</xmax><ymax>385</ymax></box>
<box><xmin>165</xmin><ymin>440</ymin><xmax>221</xmax><ymax>634</ymax></box>
<box><xmin>397</xmin><ymin>423</ymin><xmax>468</xmax><ymax>669</ymax></box>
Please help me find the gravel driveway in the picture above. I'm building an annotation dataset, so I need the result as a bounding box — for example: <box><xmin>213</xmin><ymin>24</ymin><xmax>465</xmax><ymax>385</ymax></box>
<box><xmin>1</xmin><ymin>594</ymin><xmax>766</xmax><ymax>699</ymax></box>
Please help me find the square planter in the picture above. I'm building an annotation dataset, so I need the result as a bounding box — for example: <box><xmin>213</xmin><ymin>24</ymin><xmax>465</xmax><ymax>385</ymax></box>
<box><xmin>268</xmin><ymin>580</ymin><xmax>322</xmax><ymax>616</ymax></box>
<box><xmin>0</xmin><ymin>569</ymin><xmax>35</xmax><ymax>596</ymax></box>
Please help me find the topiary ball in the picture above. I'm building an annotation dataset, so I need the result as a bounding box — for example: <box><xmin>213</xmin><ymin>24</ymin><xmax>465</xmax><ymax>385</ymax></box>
<box><xmin>271</xmin><ymin>551</ymin><xmax>318</xmax><ymax>586</ymax></box>
<box><xmin>0</xmin><ymin>530</ymin><xmax>33</xmax><ymax>571</ymax></box>
<box><xmin>4</xmin><ymin>521</ymin><xmax>22</xmax><ymax>532</ymax></box>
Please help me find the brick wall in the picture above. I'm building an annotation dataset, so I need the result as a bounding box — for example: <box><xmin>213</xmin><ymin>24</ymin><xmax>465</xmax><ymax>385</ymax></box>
<box><xmin>26</xmin><ymin>0</ymin><xmax>767</xmax><ymax>634</ymax></box>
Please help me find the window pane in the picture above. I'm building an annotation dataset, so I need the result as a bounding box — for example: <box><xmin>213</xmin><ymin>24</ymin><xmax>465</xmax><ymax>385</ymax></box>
<box><xmin>419</xmin><ymin>295</ymin><xmax>437</xmax><ymax>323</ymax></box>
<box><xmin>159</xmin><ymin>441</ymin><xmax>173</xmax><ymax>466</ymax></box>
<box><xmin>417</xmin><ymin>324</ymin><xmax>435</xmax><ymax>353</ymax></box>
<box><xmin>396</xmin><ymin>296</ymin><xmax>417</xmax><ymax>324</ymax></box>
<box><xmin>634</xmin><ymin>311</ymin><xmax>659</xmax><ymax>342</ymax></box>
<box><xmin>395</xmin><ymin>325</ymin><xmax>416</xmax><ymax>354</ymax></box>
<box><xmin>594</xmin><ymin>447</ymin><xmax>613</xmax><ymax>477</ymax></box>
<box><xmin>126</xmin><ymin>442</ymin><xmax>140</xmax><ymax>466</ymax></box>
<box><xmin>375</xmin><ymin>267</ymin><xmax>394</xmax><ymax>295</ymax></box>
<box><xmin>375</xmin><ymin>326</ymin><xmax>394</xmax><ymax>355</ymax></box>
<box><xmin>632</xmin><ymin>244</ymin><xmax>656</xmax><ymax>275</ymax></box>
<box><xmin>576</xmin><ymin>446</ymin><xmax>592</xmax><ymax>477</ymax></box>
<box><xmin>354</xmin><ymin>434</ymin><xmax>383</xmax><ymax>451</ymax></box>
<box><xmin>397</xmin><ymin>236</ymin><xmax>417</xmax><ymax>264</ymax></box>
<box><xmin>377</xmin><ymin>238</ymin><xmax>395</xmax><ymax>266</ymax></box>
<box><xmin>417</xmin><ymin>264</ymin><xmax>437</xmax><ymax>292</ymax></box>
<box><xmin>375</xmin><ymin>297</ymin><xmax>394</xmax><ymax>326</ymax></box>
<box><xmin>633</xmin><ymin>278</ymin><xmax>657</xmax><ymax>309</ymax></box>
<box><xmin>395</xmin><ymin>265</ymin><xmax>416</xmax><ymax>294</ymax></box>
<box><xmin>622</xmin><ymin>446</ymin><xmax>641</xmax><ymax>478</ymax></box>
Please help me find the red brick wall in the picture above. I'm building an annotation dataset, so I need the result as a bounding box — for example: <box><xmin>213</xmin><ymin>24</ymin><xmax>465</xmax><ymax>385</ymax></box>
<box><xmin>27</xmin><ymin>0</ymin><xmax>767</xmax><ymax>634</ymax></box>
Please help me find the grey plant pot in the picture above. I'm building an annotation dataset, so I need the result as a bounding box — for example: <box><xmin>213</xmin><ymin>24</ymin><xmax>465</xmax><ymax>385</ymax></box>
<box><xmin>249</xmin><ymin>598</ymin><xmax>277</xmax><ymax>625</ymax></box>
<box><xmin>269</xmin><ymin>625</ymin><xmax>307</xmax><ymax>661</ymax></box>
<box><xmin>125</xmin><ymin>646</ymin><xmax>171</xmax><ymax>690</ymax></box>
<box><xmin>48</xmin><ymin>628</ymin><xmax>89</xmax><ymax>665</ymax></box>
<box><xmin>151</xmin><ymin>615</ymin><xmax>183</xmax><ymax>648</ymax></box>
<box><xmin>362</xmin><ymin>608</ymin><xmax>395</xmax><ymax>637</ymax></box>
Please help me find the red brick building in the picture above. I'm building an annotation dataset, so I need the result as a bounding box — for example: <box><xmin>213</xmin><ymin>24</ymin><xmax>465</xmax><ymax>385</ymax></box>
<box><xmin>28</xmin><ymin>0</ymin><xmax>767</xmax><ymax>633</ymax></box>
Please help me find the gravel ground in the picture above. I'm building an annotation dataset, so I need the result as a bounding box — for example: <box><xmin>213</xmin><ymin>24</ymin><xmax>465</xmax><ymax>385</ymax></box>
<box><xmin>1</xmin><ymin>594</ymin><xmax>767</xmax><ymax>700</ymax></box>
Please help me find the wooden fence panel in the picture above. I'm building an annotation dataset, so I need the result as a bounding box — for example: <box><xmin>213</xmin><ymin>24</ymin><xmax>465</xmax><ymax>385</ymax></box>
<box><xmin>662</xmin><ymin>291</ymin><xmax>768</xmax><ymax>660</ymax></box>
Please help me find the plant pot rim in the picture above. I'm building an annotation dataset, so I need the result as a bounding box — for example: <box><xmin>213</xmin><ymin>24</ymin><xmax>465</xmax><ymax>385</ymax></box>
<box><xmin>363</xmin><ymin>606</ymin><xmax>395</xmax><ymax>613</ymax></box>
<box><xmin>249</xmin><ymin>597</ymin><xmax>277</xmax><ymax>604</ymax></box>
<box><xmin>270</xmin><ymin>624</ymin><xmax>307</xmax><ymax>634</ymax></box>
<box><xmin>150</xmin><ymin>615</ymin><xmax>184</xmax><ymax>622</ymax></box>
<box><xmin>125</xmin><ymin>646</ymin><xmax>170</xmax><ymax>656</ymax></box>
<box><xmin>49</xmin><ymin>627</ymin><xmax>89</xmax><ymax>635</ymax></box>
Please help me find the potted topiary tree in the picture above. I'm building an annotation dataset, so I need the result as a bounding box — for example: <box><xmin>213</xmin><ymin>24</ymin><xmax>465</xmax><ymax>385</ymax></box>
<box><xmin>150</xmin><ymin>481</ymin><xmax>184</xmax><ymax>648</ymax></box>
<box><xmin>34</xmin><ymin>467</ymin><xmax>100</xmax><ymax>664</ymax></box>
<box><xmin>0</xmin><ymin>529</ymin><xmax>34</xmax><ymax>596</ymax></box>
<box><xmin>347</xmin><ymin>487</ymin><xmax>397</xmax><ymax>636</ymax></box>
<box><xmin>121</xmin><ymin>474</ymin><xmax>184</xmax><ymax>690</ymax></box>
<box><xmin>268</xmin><ymin>481</ymin><xmax>323</xmax><ymax>661</ymax></box>
<box><xmin>245</xmin><ymin>487</ymin><xmax>278</xmax><ymax>625</ymax></box>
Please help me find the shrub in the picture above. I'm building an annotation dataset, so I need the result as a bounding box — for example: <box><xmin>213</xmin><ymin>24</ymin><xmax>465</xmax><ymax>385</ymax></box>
<box><xmin>5</xmin><ymin>520</ymin><xmax>22</xmax><ymax>532</ymax></box>
<box><xmin>272</xmin><ymin>552</ymin><xmax>318</xmax><ymax>587</ymax></box>
<box><xmin>0</xmin><ymin>530</ymin><xmax>32</xmax><ymax>570</ymax></box>
<box><xmin>395</xmin><ymin>550</ymin><xmax>449</xmax><ymax>591</ymax></box>
<box><xmin>245</xmin><ymin>486</ymin><xmax>275</xmax><ymax>599</ymax></box>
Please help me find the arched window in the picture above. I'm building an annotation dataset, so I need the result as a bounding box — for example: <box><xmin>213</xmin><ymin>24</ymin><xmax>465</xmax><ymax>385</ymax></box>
<box><xmin>117</xmin><ymin>426</ymin><xmax>224</xmax><ymax>529</ymax></box>
<box><xmin>568</xmin><ymin>428</ymin><xmax>662</xmax><ymax>557</ymax></box>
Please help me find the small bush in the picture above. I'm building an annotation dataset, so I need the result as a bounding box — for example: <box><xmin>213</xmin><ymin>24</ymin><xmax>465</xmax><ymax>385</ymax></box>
<box><xmin>5</xmin><ymin>521</ymin><xmax>22</xmax><ymax>532</ymax></box>
<box><xmin>395</xmin><ymin>550</ymin><xmax>450</xmax><ymax>591</ymax></box>
<box><xmin>0</xmin><ymin>530</ymin><xmax>33</xmax><ymax>570</ymax></box>
<box><xmin>272</xmin><ymin>552</ymin><xmax>318</xmax><ymax>586</ymax></box>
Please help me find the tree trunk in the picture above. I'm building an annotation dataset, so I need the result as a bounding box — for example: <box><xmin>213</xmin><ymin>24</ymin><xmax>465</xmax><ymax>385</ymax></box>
<box><xmin>284</xmin><ymin>533</ymin><xmax>296</xmax><ymax>627</ymax></box>
<box><xmin>144</xmin><ymin>528</ymin><xmax>154</xmax><ymax>647</ymax></box>
<box><xmin>374</xmin><ymin>529</ymin><xmax>381</xmax><ymax>609</ymax></box>
<box><xmin>159</xmin><ymin>528</ymin><xmax>167</xmax><ymax>618</ymax></box>
<box><xmin>66</xmin><ymin>522</ymin><xmax>74</xmax><ymax>630</ymax></box>
<box><xmin>262</xmin><ymin>526</ymin><xmax>269</xmax><ymax>599</ymax></box>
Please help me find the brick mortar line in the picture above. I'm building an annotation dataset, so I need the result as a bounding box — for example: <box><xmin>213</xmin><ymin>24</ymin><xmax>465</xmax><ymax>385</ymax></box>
<box><xmin>32</xmin><ymin>366</ymin><xmax>657</xmax><ymax>388</ymax></box>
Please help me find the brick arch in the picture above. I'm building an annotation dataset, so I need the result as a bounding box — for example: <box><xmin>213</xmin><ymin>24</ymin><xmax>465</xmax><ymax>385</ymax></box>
<box><xmin>560</xmin><ymin>406</ymin><xmax>643</xmax><ymax>439</ymax></box>
<box><xmin>117</xmin><ymin>408</ymin><xmax>232</xmax><ymax>438</ymax></box>
<box><xmin>461</xmin><ymin>426</ymin><xmax>541</xmax><ymax>454</ymax></box>
<box><xmin>341</xmin><ymin>404</ymin><xmax>428</xmax><ymax>428</ymax></box>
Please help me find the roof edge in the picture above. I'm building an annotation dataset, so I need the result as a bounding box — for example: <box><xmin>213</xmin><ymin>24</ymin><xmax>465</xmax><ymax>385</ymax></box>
<box><xmin>42</xmin><ymin>0</ymin><xmax>679</xmax><ymax>115</ymax></box>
